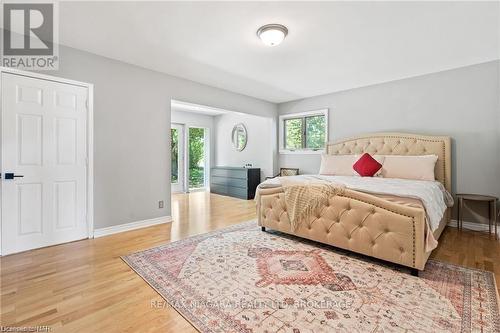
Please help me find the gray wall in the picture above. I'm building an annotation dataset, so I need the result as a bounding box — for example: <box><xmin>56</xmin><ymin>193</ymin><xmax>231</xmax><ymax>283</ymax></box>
<box><xmin>214</xmin><ymin>112</ymin><xmax>275</xmax><ymax>180</ymax></box>
<box><xmin>42</xmin><ymin>46</ymin><xmax>276</xmax><ymax>229</ymax></box>
<box><xmin>33</xmin><ymin>45</ymin><xmax>499</xmax><ymax>227</ymax></box>
<box><xmin>278</xmin><ymin>61</ymin><xmax>500</xmax><ymax>223</ymax></box>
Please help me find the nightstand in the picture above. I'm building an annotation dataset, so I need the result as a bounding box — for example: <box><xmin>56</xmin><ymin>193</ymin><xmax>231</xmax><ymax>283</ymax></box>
<box><xmin>456</xmin><ymin>193</ymin><xmax>498</xmax><ymax>239</ymax></box>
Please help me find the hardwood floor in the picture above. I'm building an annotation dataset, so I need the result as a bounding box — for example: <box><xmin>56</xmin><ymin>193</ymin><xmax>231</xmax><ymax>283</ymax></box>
<box><xmin>1</xmin><ymin>191</ymin><xmax>499</xmax><ymax>332</ymax></box>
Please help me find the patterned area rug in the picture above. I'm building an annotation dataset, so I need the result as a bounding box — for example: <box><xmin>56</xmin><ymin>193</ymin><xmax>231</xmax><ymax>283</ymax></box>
<box><xmin>122</xmin><ymin>221</ymin><xmax>500</xmax><ymax>333</ymax></box>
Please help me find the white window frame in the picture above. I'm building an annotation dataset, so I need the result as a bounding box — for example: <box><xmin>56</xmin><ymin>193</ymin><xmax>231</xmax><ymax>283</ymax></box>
<box><xmin>279</xmin><ymin>109</ymin><xmax>329</xmax><ymax>154</ymax></box>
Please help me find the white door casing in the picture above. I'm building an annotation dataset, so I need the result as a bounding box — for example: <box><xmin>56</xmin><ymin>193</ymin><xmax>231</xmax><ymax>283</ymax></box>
<box><xmin>1</xmin><ymin>70</ymin><xmax>93</xmax><ymax>255</ymax></box>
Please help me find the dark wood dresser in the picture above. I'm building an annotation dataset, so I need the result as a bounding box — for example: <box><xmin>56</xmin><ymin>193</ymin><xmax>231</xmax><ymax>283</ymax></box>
<box><xmin>210</xmin><ymin>167</ymin><xmax>261</xmax><ymax>200</ymax></box>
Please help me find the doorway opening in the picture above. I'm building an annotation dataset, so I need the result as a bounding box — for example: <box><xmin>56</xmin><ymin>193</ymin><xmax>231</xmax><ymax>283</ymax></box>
<box><xmin>171</xmin><ymin>100</ymin><xmax>215</xmax><ymax>193</ymax></box>
<box><xmin>170</xmin><ymin>99</ymin><xmax>277</xmax><ymax>197</ymax></box>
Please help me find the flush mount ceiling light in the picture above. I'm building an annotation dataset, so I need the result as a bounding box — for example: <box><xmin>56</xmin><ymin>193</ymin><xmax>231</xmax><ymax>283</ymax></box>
<box><xmin>256</xmin><ymin>24</ymin><xmax>288</xmax><ymax>47</ymax></box>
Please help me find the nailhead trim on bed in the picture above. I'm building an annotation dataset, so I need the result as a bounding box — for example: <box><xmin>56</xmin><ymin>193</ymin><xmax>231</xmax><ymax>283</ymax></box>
<box><xmin>334</xmin><ymin>193</ymin><xmax>417</xmax><ymax>267</ymax></box>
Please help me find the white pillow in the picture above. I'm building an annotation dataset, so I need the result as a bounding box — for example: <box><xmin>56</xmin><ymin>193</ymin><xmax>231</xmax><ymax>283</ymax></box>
<box><xmin>380</xmin><ymin>155</ymin><xmax>438</xmax><ymax>181</ymax></box>
<box><xmin>319</xmin><ymin>154</ymin><xmax>359</xmax><ymax>176</ymax></box>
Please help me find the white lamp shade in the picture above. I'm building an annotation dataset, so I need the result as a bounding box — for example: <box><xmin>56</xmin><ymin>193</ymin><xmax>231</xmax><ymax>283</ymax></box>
<box><xmin>259</xmin><ymin>29</ymin><xmax>285</xmax><ymax>46</ymax></box>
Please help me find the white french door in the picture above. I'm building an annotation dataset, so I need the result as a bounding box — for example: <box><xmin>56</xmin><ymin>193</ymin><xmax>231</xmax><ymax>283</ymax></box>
<box><xmin>171</xmin><ymin>123</ymin><xmax>185</xmax><ymax>193</ymax></box>
<box><xmin>1</xmin><ymin>72</ymin><xmax>90</xmax><ymax>255</ymax></box>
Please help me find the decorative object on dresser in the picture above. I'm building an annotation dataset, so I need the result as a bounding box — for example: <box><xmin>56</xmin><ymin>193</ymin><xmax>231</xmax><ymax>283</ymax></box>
<box><xmin>266</xmin><ymin>167</ymin><xmax>299</xmax><ymax>179</ymax></box>
<box><xmin>210</xmin><ymin>166</ymin><xmax>260</xmax><ymax>199</ymax></box>
<box><xmin>457</xmin><ymin>193</ymin><xmax>498</xmax><ymax>239</ymax></box>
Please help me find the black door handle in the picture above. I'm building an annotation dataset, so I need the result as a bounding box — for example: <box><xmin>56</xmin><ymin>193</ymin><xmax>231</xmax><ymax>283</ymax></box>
<box><xmin>1</xmin><ymin>173</ymin><xmax>24</xmax><ymax>180</ymax></box>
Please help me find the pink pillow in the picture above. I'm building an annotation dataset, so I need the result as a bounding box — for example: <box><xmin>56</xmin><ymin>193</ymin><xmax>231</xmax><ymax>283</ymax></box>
<box><xmin>380</xmin><ymin>155</ymin><xmax>438</xmax><ymax>180</ymax></box>
<box><xmin>353</xmin><ymin>153</ymin><xmax>383</xmax><ymax>177</ymax></box>
<box><xmin>319</xmin><ymin>154</ymin><xmax>359</xmax><ymax>176</ymax></box>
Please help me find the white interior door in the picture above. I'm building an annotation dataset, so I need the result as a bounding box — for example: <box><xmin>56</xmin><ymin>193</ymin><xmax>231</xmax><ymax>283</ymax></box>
<box><xmin>171</xmin><ymin>123</ymin><xmax>185</xmax><ymax>193</ymax></box>
<box><xmin>1</xmin><ymin>72</ymin><xmax>89</xmax><ymax>255</ymax></box>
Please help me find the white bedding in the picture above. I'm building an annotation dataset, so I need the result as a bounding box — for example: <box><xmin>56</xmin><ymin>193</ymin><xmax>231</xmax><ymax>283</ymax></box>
<box><xmin>259</xmin><ymin>175</ymin><xmax>454</xmax><ymax>232</ymax></box>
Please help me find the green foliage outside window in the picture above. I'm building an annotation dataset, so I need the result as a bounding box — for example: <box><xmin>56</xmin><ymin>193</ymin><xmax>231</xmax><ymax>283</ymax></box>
<box><xmin>284</xmin><ymin>115</ymin><xmax>326</xmax><ymax>150</ymax></box>
<box><xmin>189</xmin><ymin>128</ymin><xmax>205</xmax><ymax>188</ymax></box>
<box><xmin>171</xmin><ymin>128</ymin><xmax>178</xmax><ymax>183</ymax></box>
<box><xmin>171</xmin><ymin>127</ymin><xmax>207</xmax><ymax>189</ymax></box>
<box><xmin>285</xmin><ymin>118</ymin><xmax>302</xmax><ymax>149</ymax></box>
<box><xmin>305</xmin><ymin>115</ymin><xmax>326</xmax><ymax>149</ymax></box>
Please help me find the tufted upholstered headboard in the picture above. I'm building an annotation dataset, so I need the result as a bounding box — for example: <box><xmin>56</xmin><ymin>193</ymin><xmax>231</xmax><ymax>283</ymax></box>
<box><xmin>327</xmin><ymin>133</ymin><xmax>452</xmax><ymax>193</ymax></box>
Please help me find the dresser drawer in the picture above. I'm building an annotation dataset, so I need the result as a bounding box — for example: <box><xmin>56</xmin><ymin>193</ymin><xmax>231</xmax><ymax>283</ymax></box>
<box><xmin>211</xmin><ymin>184</ymin><xmax>248</xmax><ymax>199</ymax></box>
<box><xmin>211</xmin><ymin>168</ymin><xmax>248</xmax><ymax>179</ymax></box>
<box><xmin>211</xmin><ymin>176</ymin><xmax>248</xmax><ymax>189</ymax></box>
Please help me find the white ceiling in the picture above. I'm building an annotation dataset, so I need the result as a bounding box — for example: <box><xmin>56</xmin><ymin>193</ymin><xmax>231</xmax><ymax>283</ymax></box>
<box><xmin>60</xmin><ymin>2</ymin><xmax>499</xmax><ymax>103</ymax></box>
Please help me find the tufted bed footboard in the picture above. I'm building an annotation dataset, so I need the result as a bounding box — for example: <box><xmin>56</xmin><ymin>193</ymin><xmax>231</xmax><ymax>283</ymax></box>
<box><xmin>257</xmin><ymin>132</ymin><xmax>451</xmax><ymax>272</ymax></box>
<box><xmin>257</xmin><ymin>187</ymin><xmax>438</xmax><ymax>271</ymax></box>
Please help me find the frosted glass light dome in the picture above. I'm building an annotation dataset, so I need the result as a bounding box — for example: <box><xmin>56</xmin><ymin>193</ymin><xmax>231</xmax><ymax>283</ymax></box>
<box><xmin>257</xmin><ymin>24</ymin><xmax>288</xmax><ymax>46</ymax></box>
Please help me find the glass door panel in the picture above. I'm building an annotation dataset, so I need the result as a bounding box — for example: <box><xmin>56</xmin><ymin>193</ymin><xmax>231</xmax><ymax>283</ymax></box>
<box><xmin>188</xmin><ymin>127</ymin><xmax>206</xmax><ymax>189</ymax></box>
<box><xmin>171</xmin><ymin>124</ymin><xmax>185</xmax><ymax>192</ymax></box>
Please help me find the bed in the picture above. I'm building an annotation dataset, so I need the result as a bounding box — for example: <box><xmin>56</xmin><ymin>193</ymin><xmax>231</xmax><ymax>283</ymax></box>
<box><xmin>256</xmin><ymin>133</ymin><xmax>452</xmax><ymax>273</ymax></box>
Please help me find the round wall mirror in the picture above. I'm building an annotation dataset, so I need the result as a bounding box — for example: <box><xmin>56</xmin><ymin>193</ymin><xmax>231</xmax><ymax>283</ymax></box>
<box><xmin>231</xmin><ymin>123</ymin><xmax>247</xmax><ymax>152</ymax></box>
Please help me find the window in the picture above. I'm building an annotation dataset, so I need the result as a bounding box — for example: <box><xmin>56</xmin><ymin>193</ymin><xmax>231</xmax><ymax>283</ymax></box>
<box><xmin>280</xmin><ymin>109</ymin><xmax>328</xmax><ymax>153</ymax></box>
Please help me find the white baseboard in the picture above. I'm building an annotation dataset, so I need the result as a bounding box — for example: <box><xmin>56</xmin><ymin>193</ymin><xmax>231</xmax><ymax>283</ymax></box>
<box><xmin>93</xmin><ymin>216</ymin><xmax>173</xmax><ymax>238</ymax></box>
<box><xmin>92</xmin><ymin>217</ymin><xmax>495</xmax><ymax>239</ymax></box>
<box><xmin>448</xmin><ymin>219</ymin><xmax>499</xmax><ymax>236</ymax></box>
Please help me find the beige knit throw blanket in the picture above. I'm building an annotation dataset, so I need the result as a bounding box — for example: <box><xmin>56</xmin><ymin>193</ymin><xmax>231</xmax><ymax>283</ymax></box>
<box><xmin>280</xmin><ymin>177</ymin><xmax>345</xmax><ymax>231</ymax></box>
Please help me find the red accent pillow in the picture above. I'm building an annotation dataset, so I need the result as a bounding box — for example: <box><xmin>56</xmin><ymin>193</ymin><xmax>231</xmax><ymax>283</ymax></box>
<box><xmin>353</xmin><ymin>153</ymin><xmax>382</xmax><ymax>177</ymax></box>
